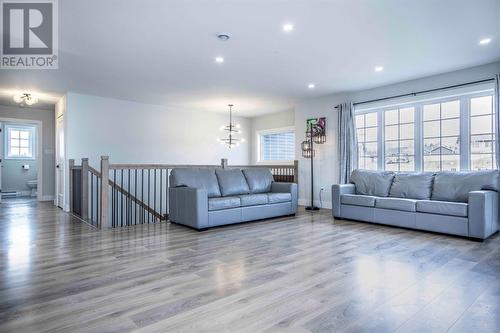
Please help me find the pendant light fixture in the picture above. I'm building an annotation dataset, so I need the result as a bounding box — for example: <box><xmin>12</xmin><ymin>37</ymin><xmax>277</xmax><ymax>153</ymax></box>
<box><xmin>218</xmin><ymin>104</ymin><xmax>245</xmax><ymax>149</ymax></box>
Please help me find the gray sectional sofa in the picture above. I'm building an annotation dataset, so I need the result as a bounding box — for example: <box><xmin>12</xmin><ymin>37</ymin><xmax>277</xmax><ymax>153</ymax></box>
<box><xmin>332</xmin><ymin>169</ymin><xmax>500</xmax><ymax>240</ymax></box>
<box><xmin>169</xmin><ymin>168</ymin><xmax>298</xmax><ymax>230</ymax></box>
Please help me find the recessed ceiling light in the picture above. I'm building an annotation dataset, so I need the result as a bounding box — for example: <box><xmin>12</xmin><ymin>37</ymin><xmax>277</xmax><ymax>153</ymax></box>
<box><xmin>375</xmin><ymin>66</ymin><xmax>384</xmax><ymax>72</ymax></box>
<box><xmin>283</xmin><ymin>23</ymin><xmax>294</xmax><ymax>32</ymax></box>
<box><xmin>215</xmin><ymin>57</ymin><xmax>224</xmax><ymax>63</ymax></box>
<box><xmin>216</xmin><ymin>33</ymin><xmax>231</xmax><ymax>41</ymax></box>
<box><xmin>479</xmin><ymin>38</ymin><xmax>491</xmax><ymax>45</ymax></box>
<box><xmin>308</xmin><ymin>83</ymin><xmax>315</xmax><ymax>89</ymax></box>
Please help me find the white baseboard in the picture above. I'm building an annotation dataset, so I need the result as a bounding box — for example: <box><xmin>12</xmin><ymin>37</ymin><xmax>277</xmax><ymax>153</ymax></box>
<box><xmin>40</xmin><ymin>195</ymin><xmax>55</xmax><ymax>201</ymax></box>
<box><xmin>299</xmin><ymin>198</ymin><xmax>332</xmax><ymax>209</ymax></box>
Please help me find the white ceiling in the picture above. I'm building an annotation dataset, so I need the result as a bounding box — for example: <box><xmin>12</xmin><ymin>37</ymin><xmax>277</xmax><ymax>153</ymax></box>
<box><xmin>0</xmin><ymin>0</ymin><xmax>499</xmax><ymax>116</ymax></box>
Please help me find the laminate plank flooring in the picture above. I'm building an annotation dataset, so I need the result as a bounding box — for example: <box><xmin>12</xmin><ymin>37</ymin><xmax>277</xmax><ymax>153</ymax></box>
<box><xmin>0</xmin><ymin>199</ymin><xmax>498</xmax><ymax>332</ymax></box>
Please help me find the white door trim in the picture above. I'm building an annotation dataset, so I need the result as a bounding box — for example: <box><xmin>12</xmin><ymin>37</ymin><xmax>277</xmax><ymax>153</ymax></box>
<box><xmin>0</xmin><ymin>117</ymin><xmax>44</xmax><ymax>202</ymax></box>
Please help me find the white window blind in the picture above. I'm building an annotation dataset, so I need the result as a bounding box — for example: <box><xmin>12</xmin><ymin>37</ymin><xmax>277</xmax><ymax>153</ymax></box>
<box><xmin>260</xmin><ymin>130</ymin><xmax>295</xmax><ymax>162</ymax></box>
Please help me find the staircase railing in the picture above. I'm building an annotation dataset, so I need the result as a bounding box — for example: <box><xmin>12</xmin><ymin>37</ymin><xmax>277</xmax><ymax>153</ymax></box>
<box><xmin>69</xmin><ymin>156</ymin><xmax>298</xmax><ymax>229</ymax></box>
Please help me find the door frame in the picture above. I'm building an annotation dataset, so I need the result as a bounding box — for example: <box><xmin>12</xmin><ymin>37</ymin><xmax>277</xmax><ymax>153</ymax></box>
<box><xmin>0</xmin><ymin>117</ymin><xmax>43</xmax><ymax>202</ymax></box>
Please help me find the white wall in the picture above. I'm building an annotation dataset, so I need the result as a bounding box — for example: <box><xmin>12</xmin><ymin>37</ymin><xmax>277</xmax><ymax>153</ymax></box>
<box><xmin>65</xmin><ymin>92</ymin><xmax>251</xmax><ymax>168</ymax></box>
<box><xmin>250</xmin><ymin>109</ymin><xmax>295</xmax><ymax>164</ymax></box>
<box><xmin>295</xmin><ymin>61</ymin><xmax>500</xmax><ymax>209</ymax></box>
<box><xmin>0</xmin><ymin>104</ymin><xmax>55</xmax><ymax>199</ymax></box>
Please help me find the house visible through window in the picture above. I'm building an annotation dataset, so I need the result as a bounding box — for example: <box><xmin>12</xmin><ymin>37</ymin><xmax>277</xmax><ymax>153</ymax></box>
<box><xmin>354</xmin><ymin>85</ymin><xmax>496</xmax><ymax>172</ymax></box>
<box><xmin>259</xmin><ymin>128</ymin><xmax>295</xmax><ymax>162</ymax></box>
<box><xmin>5</xmin><ymin>125</ymin><xmax>36</xmax><ymax>159</ymax></box>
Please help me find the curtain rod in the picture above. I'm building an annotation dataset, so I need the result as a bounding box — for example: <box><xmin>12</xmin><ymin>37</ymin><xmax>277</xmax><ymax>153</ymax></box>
<box><xmin>334</xmin><ymin>78</ymin><xmax>494</xmax><ymax>109</ymax></box>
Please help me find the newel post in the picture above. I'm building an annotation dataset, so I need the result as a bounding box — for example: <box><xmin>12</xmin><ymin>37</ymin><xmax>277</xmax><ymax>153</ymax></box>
<box><xmin>221</xmin><ymin>158</ymin><xmax>228</xmax><ymax>169</ymax></box>
<box><xmin>68</xmin><ymin>159</ymin><xmax>75</xmax><ymax>213</ymax></box>
<box><xmin>81</xmin><ymin>158</ymin><xmax>89</xmax><ymax>220</ymax></box>
<box><xmin>293</xmin><ymin>160</ymin><xmax>299</xmax><ymax>183</ymax></box>
<box><xmin>100</xmin><ymin>156</ymin><xmax>110</xmax><ymax>229</ymax></box>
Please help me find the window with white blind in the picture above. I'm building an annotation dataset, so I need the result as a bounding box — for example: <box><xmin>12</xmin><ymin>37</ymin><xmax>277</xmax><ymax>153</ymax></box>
<box><xmin>5</xmin><ymin>124</ymin><xmax>36</xmax><ymax>159</ymax></box>
<box><xmin>258</xmin><ymin>127</ymin><xmax>295</xmax><ymax>162</ymax></box>
<box><xmin>355</xmin><ymin>84</ymin><xmax>496</xmax><ymax>172</ymax></box>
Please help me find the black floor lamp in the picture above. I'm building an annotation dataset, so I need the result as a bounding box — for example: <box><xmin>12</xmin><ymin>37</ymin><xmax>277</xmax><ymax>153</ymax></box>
<box><xmin>301</xmin><ymin>118</ymin><xmax>326</xmax><ymax>211</ymax></box>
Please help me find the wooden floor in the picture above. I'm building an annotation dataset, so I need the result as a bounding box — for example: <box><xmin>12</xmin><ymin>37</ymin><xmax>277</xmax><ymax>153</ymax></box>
<box><xmin>0</xmin><ymin>199</ymin><xmax>499</xmax><ymax>333</ymax></box>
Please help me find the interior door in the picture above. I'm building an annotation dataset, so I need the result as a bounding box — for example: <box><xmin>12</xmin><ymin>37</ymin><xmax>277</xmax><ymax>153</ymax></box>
<box><xmin>55</xmin><ymin>115</ymin><xmax>65</xmax><ymax>209</ymax></box>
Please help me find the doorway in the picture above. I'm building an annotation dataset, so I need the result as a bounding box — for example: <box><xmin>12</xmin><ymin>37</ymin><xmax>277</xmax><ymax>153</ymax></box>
<box><xmin>0</xmin><ymin>119</ymin><xmax>43</xmax><ymax>203</ymax></box>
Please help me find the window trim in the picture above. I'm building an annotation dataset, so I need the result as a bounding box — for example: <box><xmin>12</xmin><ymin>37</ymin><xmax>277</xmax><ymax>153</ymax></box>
<box><xmin>257</xmin><ymin>126</ymin><xmax>295</xmax><ymax>164</ymax></box>
<box><xmin>4</xmin><ymin>124</ymin><xmax>37</xmax><ymax>160</ymax></box>
<box><xmin>355</xmin><ymin>88</ymin><xmax>496</xmax><ymax>172</ymax></box>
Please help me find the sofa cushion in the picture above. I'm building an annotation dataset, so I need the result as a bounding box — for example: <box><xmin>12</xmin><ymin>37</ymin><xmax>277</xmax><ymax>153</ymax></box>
<box><xmin>432</xmin><ymin>170</ymin><xmax>500</xmax><ymax>202</ymax></box>
<box><xmin>416</xmin><ymin>200</ymin><xmax>468</xmax><ymax>217</ymax></box>
<box><xmin>170</xmin><ymin>168</ymin><xmax>221</xmax><ymax>197</ymax></box>
<box><xmin>267</xmin><ymin>192</ymin><xmax>292</xmax><ymax>203</ymax></box>
<box><xmin>375</xmin><ymin>197</ymin><xmax>417</xmax><ymax>212</ymax></box>
<box><xmin>215</xmin><ymin>169</ymin><xmax>250</xmax><ymax>196</ymax></box>
<box><xmin>389</xmin><ymin>173</ymin><xmax>434</xmax><ymax>200</ymax></box>
<box><xmin>239</xmin><ymin>194</ymin><xmax>268</xmax><ymax>207</ymax></box>
<box><xmin>341</xmin><ymin>194</ymin><xmax>376</xmax><ymax>207</ymax></box>
<box><xmin>242</xmin><ymin>168</ymin><xmax>274</xmax><ymax>193</ymax></box>
<box><xmin>350</xmin><ymin>169</ymin><xmax>395</xmax><ymax>197</ymax></box>
<box><xmin>208</xmin><ymin>196</ymin><xmax>241</xmax><ymax>211</ymax></box>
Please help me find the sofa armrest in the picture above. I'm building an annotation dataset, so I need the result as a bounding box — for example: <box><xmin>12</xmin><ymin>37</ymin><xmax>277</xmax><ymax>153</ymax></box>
<box><xmin>468</xmin><ymin>190</ymin><xmax>499</xmax><ymax>239</ymax></box>
<box><xmin>271</xmin><ymin>182</ymin><xmax>298</xmax><ymax>214</ymax></box>
<box><xmin>169</xmin><ymin>187</ymin><xmax>209</xmax><ymax>229</ymax></box>
<box><xmin>331</xmin><ymin>184</ymin><xmax>355</xmax><ymax>218</ymax></box>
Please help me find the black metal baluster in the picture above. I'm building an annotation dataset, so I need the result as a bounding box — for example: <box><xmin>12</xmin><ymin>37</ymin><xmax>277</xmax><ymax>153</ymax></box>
<box><xmin>159</xmin><ymin>169</ymin><xmax>163</xmax><ymax>221</ymax></box>
<box><xmin>90</xmin><ymin>174</ymin><xmax>94</xmax><ymax>224</ymax></box>
<box><xmin>142</xmin><ymin>169</ymin><xmax>145</xmax><ymax>224</ymax></box>
<box><xmin>148</xmin><ymin>169</ymin><xmax>151</xmax><ymax>223</ymax></box>
<box><xmin>154</xmin><ymin>169</ymin><xmax>157</xmax><ymax>223</ymax></box>
<box><xmin>97</xmin><ymin>177</ymin><xmax>100</xmax><ymax>226</ymax></box>
<box><xmin>134</xmin><ymin>169</ymin><xmax>137</xmax><ymax>225</ymax></box>
<box><xmin>121</xmin><ymin>170</ymin><xmax>124</xmax><ymax>227</ymax></box>
<box><xmin>113</xmin><ymin>170</ymin><xmax>116</xmax><ymax>227</ymax></box>
<box><xmin>128</xmin><ymin>169</ymin><xmax>131</xmax><ymax>226</ymax></box>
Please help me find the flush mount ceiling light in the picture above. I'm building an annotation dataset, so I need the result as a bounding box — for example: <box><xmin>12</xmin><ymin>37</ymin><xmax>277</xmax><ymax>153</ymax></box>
<box><xmin>216</xmin><ymin>32</ymin><xmax>231</xmax><ymax>41</ymax></box>
<box><xmin>215</xmin><ymin>57</ymin><xmax>224</xmax><ymax>63</ymax></box>
<box><xmin>375</xmin><ymin>66</ymin><xmax>384</xmax><ymax>72</ymax></box>
<box><xmin>283</xmin><ymin>23</ymin><xmax>294</xmax><ymax>32</ymax></box>
<box><xmin>217</xmin><ymin>104</ymin><xmax>245</xmax><ymax>149</ymax></box>
<box><xmin>479</xmin><ymin>38</ymin><xmax>492</xmax><ymax>45</ymax></box>
<box><xmin>308</xmin><ymin>83</ymin><xmax>315</xmax><ymax>89</ymax></box>
<box><xmin>13</xmin><ymin>93</ymin><xmax>38</xmax><ymax>106</ymax></box>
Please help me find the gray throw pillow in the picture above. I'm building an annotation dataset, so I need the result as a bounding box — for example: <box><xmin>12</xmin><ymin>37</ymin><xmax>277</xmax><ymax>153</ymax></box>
<box><xmin>350</xmin><ymin>169</ymin><xmax>395</xmax><ymax>197</ymax></box>
<box><xmin>242</xmin><ymin>168</ymin><xmax>274</xmax><ymax>193</ymax></box>
<box><xmin>215</xmin><ymin>169</ymin><xmax>250</xmax><ymax>196</ymax></box>
<box><xmin>431</xmin><ymin>170</ymin><xmax>500</xmax><ymax>202</ymax></box>
<box><xmin>389</xmin><ymin>173</ymin><xmax>434</xmax><ymax>200</ymax></box>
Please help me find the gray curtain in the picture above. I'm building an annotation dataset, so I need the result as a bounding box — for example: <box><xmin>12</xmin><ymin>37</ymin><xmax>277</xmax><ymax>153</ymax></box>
<box><xmin>495</xmin><ymin>74</ymin><xmax>500</xmax><ymax>169</ymax></box>
<box><xmin>337</xmin><ymin>102</ymin><xmax>358</xmax><ymax>183</ymax></box>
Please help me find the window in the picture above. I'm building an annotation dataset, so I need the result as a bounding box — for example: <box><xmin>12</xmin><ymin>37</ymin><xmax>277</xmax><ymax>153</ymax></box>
<box><xmin>356</xmin><ymin>112</ymin><xmax>378</xmax><ymax>170</ymax></box>
<box><xmin>5</xmin><ymin>125</ymin><xmax>36</xmax><ymax>159</ymax></box>
<box><xmin>355</xmin><ymin>86</ymin><xmax>496</xmax><ymax>172</ymax></box>
<box><xmin>423</xmin><ymin>100</ymin><xmax>460</xmax><ymax>171</ymax></box>
<box><xmin>384</xmin><ymin>107</ymin><xmax>415</xmax><ymax>171</ymax></box>
<box><xmin>259</xmin><ymin>128</ymin><xmax>295</xmax><ymax>162</ymax></box>
<box><xmin>470</xmin><ymin>95</ymin><xmax>495</xmax><ymax>170</ymax></box>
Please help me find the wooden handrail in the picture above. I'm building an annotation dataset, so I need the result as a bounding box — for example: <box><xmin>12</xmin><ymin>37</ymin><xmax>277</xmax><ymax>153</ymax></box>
<box><xmin>109</xmin><ymin>164</ymin><xmax>220</xmax><ymax>170</ymax></box>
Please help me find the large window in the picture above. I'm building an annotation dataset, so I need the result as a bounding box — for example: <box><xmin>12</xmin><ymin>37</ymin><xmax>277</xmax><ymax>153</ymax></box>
<box><xmin>384</xmin><ymin>107</ymin><xmax>415</xmax><ymax>171</ymax></box>
<box><xmin>470</xmin><ymin>95</ymin><xmax>495</xmax><ymax>170</ymax></box>
<box><xmin>356</xmin><ymin>112</ymin><xmax>378</xmax><ymax>170</ymax></box>
<box><xmin>423</xmin><ymin>100</ymin><xmax>460</xmax><ymax>171</ymax></box>
<box><xmin>259</xmin><ymin>128</ymin><xmax>295</xmax><ymax>162</ymax></box>
<box><xmin>355</xmin><ymin>88</ymin><xmax>496</xmax><ymax>172</ymax></box>
<box><xmin>5</xmin><ymin>125</ymin><xmax>36</xmax><ymax>159</ymax></box>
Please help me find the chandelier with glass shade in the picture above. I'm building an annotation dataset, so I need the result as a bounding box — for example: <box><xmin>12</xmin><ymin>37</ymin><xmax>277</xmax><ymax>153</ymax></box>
<box><xmin>218</xmin><ymin>104</ymin><xmax>245</xmax><ymax>149</ymax></box>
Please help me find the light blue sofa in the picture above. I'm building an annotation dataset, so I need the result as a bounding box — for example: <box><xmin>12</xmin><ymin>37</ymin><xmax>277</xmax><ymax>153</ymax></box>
<box><xmin>332</xmin><ymin>169</ymin><xmax>500</xmax><ymax>240</ymax></box>
<box><xmin>169</xmin><ymin>168</ymin><xmax>298</xmax><ymax>230</ymax></box>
